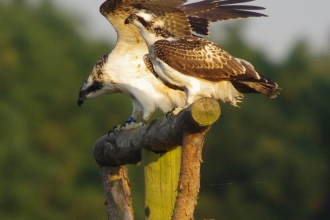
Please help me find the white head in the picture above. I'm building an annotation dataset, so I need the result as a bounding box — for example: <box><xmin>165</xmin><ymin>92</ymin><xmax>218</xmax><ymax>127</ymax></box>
<box><xmin>124</xmin><ymin>9</ymin><xmax>172</xmax><ymax>46</ymax></box>
<box><xmin>125</xmin><ymin>9</ymin><xmax>163</xmax><ymax>29</ymax></box>
<box><xmin>77</xmin><ymin>54</ymin><xmax>122</xmax><ymax>106</ymax></box>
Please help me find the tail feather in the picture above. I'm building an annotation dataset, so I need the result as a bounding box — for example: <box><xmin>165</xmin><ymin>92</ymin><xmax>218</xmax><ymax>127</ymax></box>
<box><xmin>232</xmin><ymin>58</ymin><xmax>279</xmax><ymax>98</ymax></box>
<box><xmin>232</xmin><ymin>76</ymin><xmax>279</xmax><ymax>98</ymax></box>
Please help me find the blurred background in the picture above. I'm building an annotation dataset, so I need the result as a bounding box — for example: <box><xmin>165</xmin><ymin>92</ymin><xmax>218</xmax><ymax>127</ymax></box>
<box><xmin>1</xmin><ymin>0</ymin><xmax>329</xmax><ymax>219</ymax></box>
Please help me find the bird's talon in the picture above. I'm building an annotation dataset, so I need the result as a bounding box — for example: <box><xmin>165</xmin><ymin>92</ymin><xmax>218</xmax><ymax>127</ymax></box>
<box><xmin>172</xmin><ymin>107</ymin><xmax>184</xmax><ymax>115</ymax></box>
<box><xmin>166</xmin><ymin>110</ymin><xmax>174</xmax><ymax>119</ymax></box>
<box><xmin>109</xmin><ymin>125</ymin><xmax>123</xmax><ymax>135</ymax></box>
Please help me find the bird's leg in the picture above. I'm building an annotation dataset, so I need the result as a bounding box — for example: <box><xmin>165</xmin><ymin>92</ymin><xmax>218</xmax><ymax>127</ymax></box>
<box><xmin>166</xmin><ymin>109</ymin><xmax>174</xmax><ymax>119</ymax></box>
<box><xmin>172</xmin><ymin>107</ymin><xmax>185</xmax><ymax>115</ymax></box>
<box><xmin>115</xmin><ymin>110</ymin><xmax>150</xmax><ymax>131</ymax></box>
<box><xmin>166</xmin><ymin>105</ymin><xmax>186</xmax><ymax>119</ymax></box>
<box><xmin>140</xmin><ymin>119</ymin><xmax>147</xmax><ymax>127</ymax></box>
<box><xmin>120</xmin><ymin>116</ymin><xmax>137</xmax><ymax>129</ymax></box>
<box><xmin>108</xmin><ymin>125</ymin><xmax>123</xmax><ymax>137</ymax></box>
<box><xmin>107</xmin><ymin>116</ymin><xmax>137</xmax><ymax>136</ymax></box>
<box><xmin>166</xmin><ymin>108</ymin><xmax>178</xmax><ymax>119</ymax></box>
<box><xmin>119</xmin><ymin>116</ymin><xmax>146</xmax><ymax>131</ymax></box>
<box><xmin>120</xmin><ymin>121</ymin><xmax>145</xmax><ymax>130</ymax></box>
<box><xmin>120</xmin><ymin>112</ymin><xmax>151</xmax><ymax>130</ymax></box>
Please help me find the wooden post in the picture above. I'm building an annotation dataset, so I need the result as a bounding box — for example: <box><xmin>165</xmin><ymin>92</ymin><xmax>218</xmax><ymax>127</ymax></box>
<box><xmin>143</xmin><ymin>148</ymin><xmax>181</xmax><ymax>219</ymax></box>
<box><xmin>101</xmin><ymin>166</ymin><xmax>134</xmax><ymax>220</ymax></box>
<box><xmin>93</xmin><ymin>97</ymin><xmax>220</xmax><ymax>219</ymax></box>
<box><xmin>172</xmin><ymin>97</ymin><xmax>220</xmax><ymax>220</ymax></box>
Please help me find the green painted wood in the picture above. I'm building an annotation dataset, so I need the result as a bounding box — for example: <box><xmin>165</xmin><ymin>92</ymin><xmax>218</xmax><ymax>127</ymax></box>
<box><xmin>143</xmin><ymin>147</ymin><xmax>181</xmax><ymax>220</ymax></box>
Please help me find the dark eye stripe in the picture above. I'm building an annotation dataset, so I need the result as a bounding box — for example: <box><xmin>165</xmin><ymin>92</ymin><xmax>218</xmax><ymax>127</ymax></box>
<box><xmin>87</xmin><ymin>82</ymin><xmax>103</xmax><ymax>93</ymax></box>
<box><xmin>137</xmin><ymin>15</ymin><xmax>150</xmax><ymax>29</ymax></box>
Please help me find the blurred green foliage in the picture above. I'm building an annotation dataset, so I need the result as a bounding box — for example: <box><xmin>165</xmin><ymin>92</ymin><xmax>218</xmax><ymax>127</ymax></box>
<box><xmin>0</xmin><ymin>1</ymin><xmax>329</xmax><ymax>219</ymax></box>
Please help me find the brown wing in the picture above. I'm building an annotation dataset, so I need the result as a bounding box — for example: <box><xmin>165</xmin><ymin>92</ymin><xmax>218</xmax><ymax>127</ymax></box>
<box><xmin>124</xmin><ymin>0</ymin><xmax>187</xmax><ymax>8</ymax></box>
<box><xmin>181</xmin><ymin>0</ymin><xmax>267</xmax><ymax>21</ymax></box>
<box><xmin>143</xmin><ymin>4</ymin><xmax>192</xmax><ymax>36</ymax></box>
<box><xmin>99</xmin><ymin>0</ymin><xmax>267</xmax><ymax>40</ymax></box>
<box><xmin>181</xmin><ymin>0</ymin><xmax>267</xmax><ymax>35</ymax></box>
<box><xmin>100</xmin><ymin>0</ymin><xmax>192</xmax><ymax>38</ymax></box>
<box><xmin>153</xmin><ymin>36</ymin><xmax>261</xmax><ymax>81</ymax></box>
<box><xmin>143</xmin><ymin>54</ymin><xmax>184</xmax><ymax>91</ymax></box>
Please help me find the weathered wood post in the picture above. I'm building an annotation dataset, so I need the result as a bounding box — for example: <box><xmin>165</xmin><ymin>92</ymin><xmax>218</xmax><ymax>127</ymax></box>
<box><xmin>93</xmin><ymin>97</ymin><xmax>220</xmax><ymax>219</ymax></box>
<box><xmin>143</xmin><ymin>148</ymin><xmax>181</xmax><ymax>219</ymax></box>
<box><xmin>99</xmin><ymin>166</ymin><xmax>134</xmax><ymax>220</ymax></box>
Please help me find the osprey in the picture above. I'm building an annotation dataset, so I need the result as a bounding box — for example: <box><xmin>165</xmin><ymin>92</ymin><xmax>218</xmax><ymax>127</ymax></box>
<box><xmin>77</xmin><ymin>0</ymin><xmax>267</xmax><ymax>129</ymax></box>
<box><xmin>125</xmin><ymin>9</ymin><xmax>278</xmax><ymax>108</ymax></box>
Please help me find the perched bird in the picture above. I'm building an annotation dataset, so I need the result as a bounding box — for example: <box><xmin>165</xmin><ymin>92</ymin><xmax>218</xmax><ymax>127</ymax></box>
<box><xmin>125</xmin><ymin>9</ymin><xmax>278</xmax><ymax>109</ymax></box>
<box><xmin>77</xmin><ymin>0</ymin><xmax>268</xmax><ymax>129</ymax></box>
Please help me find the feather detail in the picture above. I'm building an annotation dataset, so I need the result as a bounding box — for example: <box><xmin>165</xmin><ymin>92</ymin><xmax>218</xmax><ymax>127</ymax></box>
<box><xmin>127</xmin><ymin>9</ymin><xmax>279</xmax><ymax>106</ymax></box>
<box><xmin>152</xmin><ymin>37</ymin><xmax>260</xmax><ymax>81</ymax></box>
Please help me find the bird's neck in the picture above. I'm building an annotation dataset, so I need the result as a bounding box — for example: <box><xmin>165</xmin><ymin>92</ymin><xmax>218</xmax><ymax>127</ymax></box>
<box><xmin>139</xmin><ymin>25</ymin><xmax>174</xmax><ymax>47</ymax></box>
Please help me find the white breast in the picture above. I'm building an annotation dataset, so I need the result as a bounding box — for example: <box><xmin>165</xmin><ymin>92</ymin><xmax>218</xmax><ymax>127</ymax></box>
<box><xmin>104</xmin><ymin>45</ymin><xmax>186</xmax><ymax>113</ymax></box>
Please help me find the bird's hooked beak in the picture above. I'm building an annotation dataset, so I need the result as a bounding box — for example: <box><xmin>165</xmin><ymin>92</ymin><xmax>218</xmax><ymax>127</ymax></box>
<box><xmin>77</xmin><ymin>89</ymin><xmax>86</xmax><ymax>106</ymax></box>
<box><xmin>124</xmin><ymin>14</ymin><xmax>134</xmax><ymax>25</ymax></box>
<box><xmin>77</xmin><ymin>98</ymin><xmax>84</xmax><ymax>106</ymax></box>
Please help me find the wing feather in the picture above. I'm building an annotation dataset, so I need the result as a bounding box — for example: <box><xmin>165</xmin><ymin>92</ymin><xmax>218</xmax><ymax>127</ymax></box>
<box><xmin>153</xmin><ymin>37</ymin><xmax>260</xmax><ymax>81</ymax></box>
<box><xmin>100</xmin><ymin>0</ymin><xmax>192</xmax><ymax>38</ymax></box>
<box><xmin>99</xmin><ymin>0</ymin><xmax>267</xmax><ymax>41</ymax></box>
<box><xmin>181</xmin><ymin>0</ymin><xmax>267</xmax><ymax>22</ymax></box>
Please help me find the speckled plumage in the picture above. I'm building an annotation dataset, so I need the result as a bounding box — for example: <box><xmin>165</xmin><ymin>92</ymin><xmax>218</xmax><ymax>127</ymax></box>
<box><xmin>100</xmin><ymin>0</ymin><xmax>267</xmax><ymax>36</ymax></box>
<box><xmin>127</xmin><ymin>9</ymin><xmax>278</xmax><ymax>107</ymax></box>
<box><xmin>152</xmin><ymin>37</ymin><xmax>254</xmax><ymax>81</ymax></box>
<box><xmin>78</xmin><ymin>0</ymin><xmax>268</xmax><ymax>125</ymax></box>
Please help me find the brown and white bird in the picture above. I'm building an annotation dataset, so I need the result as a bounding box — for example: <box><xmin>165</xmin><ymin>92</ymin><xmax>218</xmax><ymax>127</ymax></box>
<box><xmin>77</xmin><ymin>0</ymin><xmax>268</xmax><ymax>128</ymax></box>
<box><xmin>125</xmin><ymin>9</ymin><xmax>278</xmax><ymax>109</ymax></box>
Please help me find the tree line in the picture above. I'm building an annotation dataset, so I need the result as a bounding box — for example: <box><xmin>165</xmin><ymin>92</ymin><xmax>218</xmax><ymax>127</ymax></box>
<box><xmin>0</xmin><ymin>1</ymin><xmax>329</xmax><ymax>219</ymax></box>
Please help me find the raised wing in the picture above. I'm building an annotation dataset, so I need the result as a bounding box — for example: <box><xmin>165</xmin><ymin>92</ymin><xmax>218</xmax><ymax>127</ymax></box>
<box><xmin>152</xmin><ymin>36</ymin><xmax>261</xmax><ymax>81</ymax></box>
<box><xmin>99</xmin><ymin>0</ymin><xmax>267</xmax><ymax>42</ymax></box>
<box><xmin>181</xmin><ymin>0</ymin><xmax>266</xmax><ymax>21</ymax></box>
<box><xmin>181</xmin><ymin>0</ymin><xmax>267</xmax><ymax>34</ymax></box>
<box><xmin>100</xmin><ymin>0</ymin><xmax>192</xmax><ymax>42</ymax></box>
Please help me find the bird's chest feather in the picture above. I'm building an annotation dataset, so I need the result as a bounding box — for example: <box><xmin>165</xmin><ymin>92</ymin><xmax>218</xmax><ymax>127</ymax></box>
<box><xmin>110</xmin><ymin>48</ymin><xmax>150</xmax><ymax>77</ymax></box>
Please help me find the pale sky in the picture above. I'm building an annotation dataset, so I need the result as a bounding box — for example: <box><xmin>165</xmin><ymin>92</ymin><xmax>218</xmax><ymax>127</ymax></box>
<box><xmin>53</xmin><ymin>0</ymin><xmax>330</xmax><ymax>62</ymax></box>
